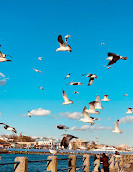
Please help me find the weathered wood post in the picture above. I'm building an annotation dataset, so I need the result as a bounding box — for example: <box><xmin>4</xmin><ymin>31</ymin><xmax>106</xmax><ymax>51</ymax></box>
<box><xmin>83</xmin><ymin>154</ymin><xmax>90</xmax><ymax>172</ymax></box>
<box><xmin>124</xmin><ymin>154</ymin><xmax>127</xmax><ymax>164</ymax></box>
<box><xmin>14</xmin><ymin>157</ymin><xmax>28</xmax><ymax>172</ymax></box>
<box><xmin>68</xmin><ymin>155</ymin><xmax>76</xmax><ymax>172</ymax></box>
<box><xmin>47</xmin><ymin>156</ymin><xmax>58</xmax><ymax>172</ymax></box>
<box><xmin>119</xmin><ymin>155</ymin><xmax>124</xmax><ymax>167</ymax></box>
<box><xmin>114</xmin><ymin>156</ymin><xmax>119</xmax><ymax>172</ymax></box>
<box><xmin>109</xmin><ymin>155</ymin><xmax>115</xmax><ymax>172</ymax></box>
<box><xmin>93</xmin><ymin>155</ymin><xmax>100</xmax><ymax>172</ymax></box>
<box><xmin>130</xmin><ymin>154</ymin><xmax>133</xmax><ymax>163</ymax></box>
<box><xmin>127</xmin><ymin>154</ymin><xmax>130</xmax><ymax>163</ymax></box>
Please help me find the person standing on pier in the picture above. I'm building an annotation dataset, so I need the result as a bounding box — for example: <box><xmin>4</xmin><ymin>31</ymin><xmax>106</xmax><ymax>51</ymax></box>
<box><xmin>100</xmin><ymin>153</ymin><xmax>109</xmax><ymax>172</ymax></box>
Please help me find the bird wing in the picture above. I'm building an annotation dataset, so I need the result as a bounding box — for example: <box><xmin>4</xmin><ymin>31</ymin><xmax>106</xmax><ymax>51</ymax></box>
<box><xmin>115</xmin><ymin>120</ymin><xmax>120</xmax><ymax>130</ymax></box>
<box><xmin>58</xmin><ymin>35</ymin><xmax>66</xmax><ymax>47</ymax></box>
<box><xmin>0</xmin><ymin>52</ymin><xmax>3</xmax><ymax>58</ymax></box>
<box><xmin>88</xmin><ymin>78</ymin><xmax>94</xmax><ymax>85</ymax></box>
<box><xmin>95</xmin><ymin>94</ymin><xmax>101</xmax><ymax>107</ymax></box>
<box><xmin>82</xmin><ymin>106</ymin><xmax>90</xmax><ymax>118</ymax></box>
<box><xmin>108</xmin><ymin>53</ymin><xmax>118</xmax><ymax>57</ymax></box>
<box><xmin>0</xmin><ymin>123</ymin><xmax>8</xmax><ymax>126</ymax></box>
<box><xmin>62</xmin><ymin>90</ymin><xmax>70</xmax><ymax>102</ymax></box>
<box><xmin>107</xmin><ymin>56</ymin><xmax>119</xmax><ymax>66</ymax></box>
<box><xmin>89</xmin><ymin>101</ymin><xmax>96</xmax><ymax>111</ymax></box>
<box><xmin>61</xmin><ymin>137</ymin><xmax>69</xmax><ymax>149</ymax></box>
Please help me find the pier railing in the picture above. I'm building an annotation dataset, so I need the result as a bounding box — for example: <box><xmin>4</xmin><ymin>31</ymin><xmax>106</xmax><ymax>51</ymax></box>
<box><xmin>0</xmin><ymin>154</ymin><xmax>133</xmax><ymax>171</ymax></box>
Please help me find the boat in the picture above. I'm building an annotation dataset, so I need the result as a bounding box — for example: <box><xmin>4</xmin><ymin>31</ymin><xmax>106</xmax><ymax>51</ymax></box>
<box><xmin>92</xmin><ymin>146</ymin><xmax>117</xmax><ymax>153</ymax></box>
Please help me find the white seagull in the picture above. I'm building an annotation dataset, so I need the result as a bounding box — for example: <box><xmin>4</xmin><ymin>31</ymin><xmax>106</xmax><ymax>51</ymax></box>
<box><xmin>112</xmin><ymin>119</ymin><xmax>122</xmax><ymax>134</ymax></box>
<box><xmin>0</xmin><ymin>123</ymin><xmax>17</xmax><ymax>133</ymax></box>
<box><xmin>28</xmin><ymin>111</ymin><xmax>32</xmax><ymax>118</ymax></box>
<box><xmin>95</xmin><ymin>94</ymin><xmax>103</xmax><ymax>110</ymax></box>
<box><xmin>33</xmin><ymin>68</ymin><xmax>42</xmax><ymax>73</ymax></box>
<box><xmin>106</xmin><ymin>53</ymin><xmax>127</xmax><ymax>66</ymax></box>
<box><xmin>85</xmin><ymin>101</ymin><xmax>100</xmax><ymax>115</ymax></box>
<box><xmin>38</xmin><ymin>57</ymin><xmax>42</xmax><ymax>61</ymax></box>
<box><xmin>79</xmin><ymin>106</ymin><xmax>98</xmax><ymax>125</ymax></box>
<box><xmin>102</xmin><ymin>95</ymin><xmax>110</xmax><ymax>102</ymax></box>
<box><xmin>56</xmin><ymin>35</ymin><xmax>72</xmax><ymax>52</ymax></box>
<box><xmin>65</xmin><ymin>34</ymin><xmax>71</xmax><ymax>44</ymax></box>
<box><xmin>68</xmin><ymin>81</ymin><xmax>83</xmax><ymax>85</ymax></box>
<box><xmin>62</xmin><ymin>90</ymin><xmax>73</xmax><ymax>106</ymax></box>
<box><xmin>101</xmin><ymin>43</ymin><xmax>105</xmax><ymax>45</ymax></box>
<box><xmin>0</xmin><ymin>52</ymin><xmax>12</xmax><ymax>62</ymax></box>
<box><xmin>82</xmin><ymin>74</ymin><xmax>97</xmax><ymax>86</ymax></box>
<box><xmin>65</xmin><ymin>73</ymin><xmax>71</xmax><ymax>79</ymax></box>
<box><xmin>126</xmin><ymin>108</ymin><xmax>133</xmax><ymax>114</ymax></box>
<box><xmin>49</xmin><ymin>149</ymin><xmax>57</xmax><ymax>155</ymax></box>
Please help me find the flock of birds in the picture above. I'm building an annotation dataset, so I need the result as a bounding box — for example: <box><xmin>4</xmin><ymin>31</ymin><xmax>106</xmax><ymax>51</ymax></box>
<box><xmin>0</xmin><ymin>34</ymin><xmax>132</xmax><ymax>151</ymax></box>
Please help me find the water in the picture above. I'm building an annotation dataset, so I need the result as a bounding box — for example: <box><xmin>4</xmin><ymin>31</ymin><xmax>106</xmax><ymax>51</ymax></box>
<box><xmin>0</xmin><ymin>154</ymin><xmax>95</xmax><ymax>172</ymax></box>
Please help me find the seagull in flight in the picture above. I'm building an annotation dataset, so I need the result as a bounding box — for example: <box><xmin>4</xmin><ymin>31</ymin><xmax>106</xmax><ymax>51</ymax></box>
<box><xmin>62</xmin><ymin>90</ymin><xmax>73</xmax><ymax>106</ymax></box>
<box><xmin>0</xmin><ymin>123</ymin><xmax>17</xmax><ymax>133</ymax></box>
<box><xmin>56</xmin><ymin>35</ymin><xmax>72</xmax><ymax>52</ymax></box>
<box><xmin>124</xmin><ymin>94</ymin><xmax>128</xmax><ymax>96</ymax></box>
<box><xmin>38</xmin><ymin>57</ymin><xmax>42</xmax><ymax>61</ymax></box>
<box><xmin>85</xmin><ymin>101</ymin><xmax>100</xmax><ymax>115</ymax></box>
<box><xmin>61</xmin><ymin>134</ymin><xmax>78</xmax><ymax>149</ymax></box>
<box><xmin>65</xmin><ymin>73</ymin><xmax>71</xmax><ymax>79</ymax></box>
<box><xmin>112</xmin><ymin>119</ymin><xmax>122</xmax><ymax>134</ymax></box>
<box><xmin>33</xmin><ymin>68</ymin><xmax>42</xmax><ymax>73</ymax></box>
<box><xmin>82</xmin><ymin>74</ymin><xmax>97</xmax><ymax>86</ymax></box>
<box><xmin>40</xmin><ymin>86</ymin><xmax>44</xmax><ymax>90</ymax></box>
<box><xmin>95</xmin><ymin>94</ymin><xmax>103</xmax><ymax>110</ymax></box>
<box><xmin>102</xmin><ymin>95</ymin><xmax>110</xmax><ymax>102</ymax></box>
<box><xmin>68</xmin><ymin>81</ymin><xmax>83</xmax><ymax>85</ymax></box>
<box><xmin>74</xmin><ymin>91</ymin><xmax>79</xmax><ymax>94</ymax></box>
<box><xmin>65</xmin><ymin>34</ymin><xmax>71</xmax><ymax>44</ymax></box>
<box><xmin>28</xmin><ymin>111</ymin><xmax>32</xmax><ymax>117</ymax></box>
<box><xmin>101</xmin><ymin>43</ymin><xmax>105</xmax><ymax>45</ymax></box>
<box><xmin>56</xmin><ymin>125</ymin><xmax>69</xmax><ymax>130</ymax></box>
<box><xmin>126</xmin><ymin>108</ymin><xmax>133</xmax><ymax>114</ymax></box>
<box><xmin>104</xmin><ymin>65</ymin><xmax>113</xmax><ymax>69</ymax></box>
<box><xmin>106</xmin><ymin>53</ymin><xmax>127</xmax><ymax>66</ymax></box>
<box><xmin>0</xmin><ymin>52</ymin><xmax>12</xmax><ymax>62</ymax></box>
<box><xmin>79</xmin><ymin>106</ymin><xmax>98</xmax><ymax>125</ymax></box>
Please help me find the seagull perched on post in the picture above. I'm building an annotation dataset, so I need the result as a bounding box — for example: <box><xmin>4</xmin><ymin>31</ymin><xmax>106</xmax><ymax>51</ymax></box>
<box><xmin>0</xmin><ymin>123</ymin><xmax>17</xmax><ymax>133</ymax></box>
<box><xmin>61</xmin><ymin>134</ymin><xmax>78</xmax><ymax>149</ymax></box>
<box><xmin>56</xmin><ymin>35</ymin><xmax>72</xmax><ymax>52</ymax></box>
<box><xmin>126</xmin><ymin>108</ymin><xmax>133</xmax><ymax>114</ymax></box>
<box><xmin>106</xmin><ymin>53</ymin><xmax>127</xmax><ymax>66</ymax></box>
<box><xmin>68</xmin><ymin>81</ymin><xmax>83</xmax><ymax>86</ymax></box>
<box><xmin>65</xmin><ymin>34</ymin><xmax>71</xmax><ymax>44</ymax></box>
<box><xmin>102</xmin><ymin>95</ymin><xmax>110</xmax><ymax>102</ymax></box>
<box><xmin>62</xmin><ymin>90</ymin><xmax>73</xmax><ymax>106</ymax></box>
<box><xmin>56</xmin><ymin>125</ymin><xmax>69</xmax><ymax>130</ymax></box>
<box><xmin>112</xmin><ymin>119</ymin><xmax>122</xmax><ymax>134</ymax></box>
<box><xmin>33</xmin><ymin>68</ymin><xmax>42</xmax><ymax>73</ymax></box>
<box><xmin>79</xmin><ymin>106</ymin><xmax>98</xmax><ymax>125</ymax></box>
<box><xmin>82</xmin><ymin>74</ymin><xmax>97</xmax><ymax>86</ymax></box>
<box><xmin>95</xmin><ymin>94</ymin><xmax>103</xmax><ymax>110</ymax></box>
<box><xmin>0</xmin><ymin>52</ymin><xmax>12</xmax><ymax>62</ymax></box>
<box><xmin>85</xmin><ymin>101</ymin><xmax>100</xmax><ymax>115</ymax></box>
<box><xmin>65</xmin><ymin>73</ymin><xmax>71</xmax><ymax>79</ymax></box>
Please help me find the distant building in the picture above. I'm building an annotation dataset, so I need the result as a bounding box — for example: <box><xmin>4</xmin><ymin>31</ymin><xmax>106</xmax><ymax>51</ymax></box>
<box><xmin>71</xmin><ymin>139</ymin><xmax>88</xmax><ymax>150</ymax></box>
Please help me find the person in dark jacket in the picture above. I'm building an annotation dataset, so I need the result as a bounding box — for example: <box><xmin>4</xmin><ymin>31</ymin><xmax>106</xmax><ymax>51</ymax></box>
<box><xmin>100</xmin><ymin>153</ymin><xmax>109</xmax><ymax>172</ymax></box>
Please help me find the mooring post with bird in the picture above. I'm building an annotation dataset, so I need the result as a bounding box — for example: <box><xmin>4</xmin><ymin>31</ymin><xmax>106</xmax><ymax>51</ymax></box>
<box><xmin>83</xmin><ymin>154</ymin><xmax>90</xmax><ymax>172</ymax></box>
<box><xmin>68</xmin><ymin>155</ymin><xmax>76</xmax><ymax>172</ymax></box>
<box><xmin>14</xmin><ymin>157</ymin><xmax>28</xmax><ymax>172</ymax></box>
<box><xmin>47</xmin><ymin>156</ymin><xmax>58</xmax><ymax>172</ymax></box>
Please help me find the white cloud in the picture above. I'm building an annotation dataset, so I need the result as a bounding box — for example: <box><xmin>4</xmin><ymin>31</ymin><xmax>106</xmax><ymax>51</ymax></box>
<box><xmin>30</xmin><ymin>108</ymin><xmax>51</xmax><ymax>116</ymax></box>
<box><xmin>0</xmin><ymin>112</ymin><xmax>1</xmax><ymax>116</ymax></box>
<box><xmin>0</xmin><ymin>79</ymin><xmax>7</xmax><ymax>86</ymax></box>
<box><xmin>91</xmin><ymin>125</ymin><xmax>112</xmax><ymax>130</ymax></box>
<box><xmin>120</xmin><ymin>116</ymin><xmax>133</xmax><ymax>124</ymax></box>
<box><xmin>0</xmin><ymin>73</ymin><xmax>5</xmax><ymax>78</ymax></box>
<box><xmin>60</xmin><ymin>112</ymin><xmax>82</xmax><ymax>120</ymax></box>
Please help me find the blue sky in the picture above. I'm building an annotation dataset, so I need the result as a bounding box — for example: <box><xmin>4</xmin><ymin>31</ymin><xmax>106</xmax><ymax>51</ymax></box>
<box><xmin>0</xmin><ymin>0</ymin><xmax>133</xmax><ymax>146</ymax></box>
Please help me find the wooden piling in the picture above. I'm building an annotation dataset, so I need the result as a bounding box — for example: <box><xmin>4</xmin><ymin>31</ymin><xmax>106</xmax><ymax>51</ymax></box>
<box><xmin>93</xmin><ymin>155</ymin><xmax>100</xmax><ymax>172</ymax></box>
<box><xmin>14</xmin><ymin>157</ymin><xmax>28</xmax><ymax>172</ymax></box>
<box><xmin>47</xmin><ymin>156</ymin><xmax>58</xmax><ymax>172</ymax></box>
<box><xmin>83</xmin><ymin>154</ymin><xmax>90</xmax><ymax>172</ymax></box>
<box><xmin>68</xmin><ymin>155</ymin><xmax>76</xmax><ymax>172</ymax></box>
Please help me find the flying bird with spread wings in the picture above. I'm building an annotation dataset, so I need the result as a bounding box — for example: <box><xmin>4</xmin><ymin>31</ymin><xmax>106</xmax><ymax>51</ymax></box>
<box><xmin>0</xmin><ymin>51</ymin><xmax>12</xmax><ymax>62</ymax></box>
<box><xmin>112</xmin><ymin>119</ymin><xmax>122</xmax><ymax>133</ymax></box>
<box><xmin>0</xmin><ymin>123</ymin><xmax>17</xmax><ymax>133</ymax></box>
<box><xmin>56</xmin><ymin>35</ymin><xmax>72</xmax><ymax>52</ymax></box>
<box><xmin>85</xmin><ymin>101</ymin><xmax>100</xmax><ymax>115</ymax></box>
<box><xmin>62</xmin><ymin>90</ymin><xmax>73</xmax><ymax>106</ymax></box>
<box><xmin>61</xmin><ymin>134</ymin><xmax>78</xmax><ymax>149</ymax></box>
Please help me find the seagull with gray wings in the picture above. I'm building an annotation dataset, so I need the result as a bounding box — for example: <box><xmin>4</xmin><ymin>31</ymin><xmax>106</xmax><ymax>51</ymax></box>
<box><xmin>0</xmin><ymin>123</ymin><xmax>17</xmax><ymax>133</ymax></box>
<box><xmin>56</xmin><ymin>125</ymin><xmax>69</xmax><ymax>130</ymax></box>
<box><xmin>95</xmin><ymin>94</ymin><xmax>103</xmax><ymax>110</ymax></box>
<box><xmin>85</xmin><ymin>101</ymin><xmax>100</xmax><ymax>115</ymax></box>
<box><xmin>102</xmin><ymin>95</ymin><xmax>110</xmax><ymax>101</ymax></box>
<box><xmin>112</xmin><ymin>119</ymin><xmax>122</xmax><ymax>133</ymax></box>
<box><xmin>82</xmin><ymin>73</ymin><xmax>97</xmax><ymax>86</ymax></box>
<box><xmin>56</xmin><ymin>35</ymin><xmax>72</xmax><ymax>52</ymax></box>
<box><xmin>0</xmin><ymin>51</ymin><xmax>12</xmax><ymax>62</ymax></box>
<box><xmin>79</xmin><ymin>106</ymin><xmax>98</xmax><ymax>125</ymax></box>
<box><xmin>126</xmin><ymin>108</ymin><xmax>133</xmax><ymax>114</ymax></box>
<box><xmin>106</xmin><ymin>53</ymin><xmax>127</xmax><ymax>66</ymax></box>
<box><xmin>61</xmin><ymin>134</ymin><xmax>78</xmax><ymax>149</ymax></box>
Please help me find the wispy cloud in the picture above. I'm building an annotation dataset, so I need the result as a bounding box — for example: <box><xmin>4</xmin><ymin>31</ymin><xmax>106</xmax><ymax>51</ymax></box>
<box><xmin>60</xmin><ymin>112</ymin><xmax>82</xmax><ymax>120</ymax></box>
<box><xmin>0</xmin><ymin>79</ymin><xmax>7</xmax><ymax>86</ymax></box>
<box><xmin>30</xmin><ymin>108</ymin><xmax>51</xmax><ymax>116</ymax></box>
<box><xmin>120</xmin><ymin>116</ymin><xmax>133</xmax><ymax>124</ymax></box>
<box><xmin>70</xmin><ymin>126</ymin><xmax>77</xmax><ymax>131</ymax></box>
